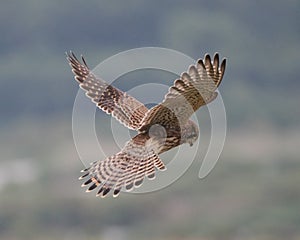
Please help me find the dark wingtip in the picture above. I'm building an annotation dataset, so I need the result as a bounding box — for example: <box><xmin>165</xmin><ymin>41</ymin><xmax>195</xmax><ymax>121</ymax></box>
<box><xmin>102</xmin><ymin>188</ymin><xmax>111</xmax><ymax>197</ymax></box>
<box><xmin>125</xmin><ymin>182</ymin><xmax>134</xmax><ymax>191</ymax></box>
<box><xmin>81</xmin><ymin>55</ymin><xmax>88</xmax><ymax>68</ymax></box>
<box><xmin>78</xmin><ymin>172</ymin><xmax>89</xmax><ymax>180</ymax></box>
<box><xmin>213</xmin><ymin>52</ymin><xmax>219</xmax><ymax>62</ymax></box>
<box><xmin>66</xmin><ymin>51</ymin><xmax>82</xmax><ymax>64</ymax></box>
<box><xmin>134</xmin><ymin>179</ymin><xmax>143</xmax><ymax>187</ymax></box>
<box><xmin>197</xmin><ymin>58</ymin><xmax>205</xmax><ymax>69</ymax></box>
<box><xmin>147</xmin><ymin>172</ymin><xmax>155</xmax><ymax>180</ymax></box>
<box><xmin>86</xmin><ymin>183</ymin><xmax>98</xmax><ymax>192</ymax></box>
<box><xmin>221</xmin><ymin>58</ymin><xmax>227</xmax><ymax>73</ymax></box>
<box><xmin>81</xmin><ymin>178</ymin><xmax>92</xmax><ymax>187</ymax></box>
<box><xmin>113</xmin><ymin>188</ymin><xmax>121</xmax><ymax>198</ymax></box>
<box><xmin>204</xmin><ymin>53</ymin><xmax>212</xmax><ymax>63</ymax></box>
<box><xmin>96</xmin><ymin>187</ymin><xmax>103</xmax><ymax>196</ymax></box>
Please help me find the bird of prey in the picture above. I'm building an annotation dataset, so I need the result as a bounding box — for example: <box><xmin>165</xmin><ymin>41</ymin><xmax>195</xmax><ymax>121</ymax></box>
<box><xmin>67</xmin><ymin>52</ymin><xmax>226</xmax><ymax>198</ymax></box>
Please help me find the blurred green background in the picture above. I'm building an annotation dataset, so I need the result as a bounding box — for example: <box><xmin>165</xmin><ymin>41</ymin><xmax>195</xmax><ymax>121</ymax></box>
<box><xmin>1</xmin><ymin>1</ymin><xmax>300</xmax><ymax>240</ymax></box>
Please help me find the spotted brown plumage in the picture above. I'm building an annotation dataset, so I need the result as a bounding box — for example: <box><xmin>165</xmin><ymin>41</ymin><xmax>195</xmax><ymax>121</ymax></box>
<box><xmin>67</xmin><ymin>52</ymin><xmax>148</xmax><ymax>130</ymax></box>
<box><xmin>67</xmin><ymin>52</ymin><xmax>226</xmax><ymax>198</ymax></box>
<box><xmin>139</xmin><ymin>53</ymin><xmax>226</xmax><ymax>131</ymax></box>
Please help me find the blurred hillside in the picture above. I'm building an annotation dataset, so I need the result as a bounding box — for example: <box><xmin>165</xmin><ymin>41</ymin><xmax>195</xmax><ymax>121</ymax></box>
<box><xmin>0</xmin><ymin>1</ymin><xmax>300</xmax><ymax>240</ymax></box>
<box><xmin>1</xmin><ymin>0</ymin><xmax>300</xmax><ymax>127</ymax></box>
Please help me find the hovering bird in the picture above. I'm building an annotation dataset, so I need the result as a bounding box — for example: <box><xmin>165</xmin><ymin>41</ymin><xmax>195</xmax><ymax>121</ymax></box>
<box><xmin>67</xmin><ymin>52</ymin><xmax>226</xmax><ymax>198</ymax></box>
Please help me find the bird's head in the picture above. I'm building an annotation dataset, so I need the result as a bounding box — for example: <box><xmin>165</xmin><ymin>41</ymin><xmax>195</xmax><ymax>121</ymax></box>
<box><xmin>181</xmin><ymin>120</ymin><xmax>199</xmax><ymax>147</ymax></box>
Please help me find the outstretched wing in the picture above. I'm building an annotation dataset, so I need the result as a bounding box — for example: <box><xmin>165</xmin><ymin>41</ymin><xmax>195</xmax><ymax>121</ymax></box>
<box><xmin>79</xmin><ymin>133</ymin><xmax>166</xmax><ymax>198</ymax></box>
<box><xmin>140</xmin><ymin>53</ymin><xmax>226</xmax><ymax>130</ymax></box>
<box><xmin>67</xmin><ymin>52</ymin><xmax>148</xmax><ymax>130</ymax></box>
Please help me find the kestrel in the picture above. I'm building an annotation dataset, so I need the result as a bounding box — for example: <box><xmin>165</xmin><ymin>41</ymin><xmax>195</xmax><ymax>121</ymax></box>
<box><xmin>67</xmin><ymin>52</ymin><xmax>226</xmax><ymax>198</ymax></box>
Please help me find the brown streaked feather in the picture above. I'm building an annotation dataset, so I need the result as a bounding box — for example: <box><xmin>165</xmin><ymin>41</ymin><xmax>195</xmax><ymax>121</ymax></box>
<box><xmin>68</xmin><ymin>52</ymin><xmax>226</xmax><ymax>198</ymax></box>
<box><xmin>66</xmin><ymin>52</ymin><xmax>148</xmax><ymax>130</ymax></box>
<box><xmin>79</xmin><ymin>133</ymin><xmax>166</xmax><ymax>198</ymax></box>
<box><xmin>139</xmin><ymin>53</ymin><xmax>226</xmax><ymax>130</ymax></box>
